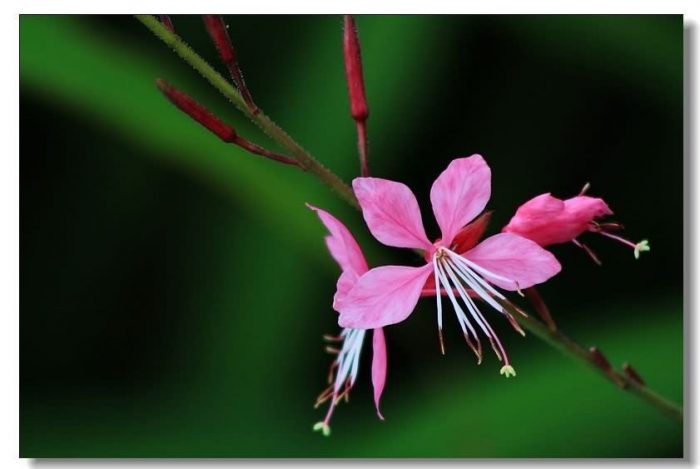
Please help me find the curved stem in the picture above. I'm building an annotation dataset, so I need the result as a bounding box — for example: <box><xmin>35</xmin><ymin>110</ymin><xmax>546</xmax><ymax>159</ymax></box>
<box><xmin>136</xmin><ymin>14</ymin><xmax>357</xmax><ymax>209</ymax></box>
<box><xmin>502</xmin><ymin>302</ymin><xmax>682</xmax><ymax>422</ymax></box>
<box><xmin>136</xmin><ymin>14</ymin><xmax>682</xmax><ymax>424</ymax></box>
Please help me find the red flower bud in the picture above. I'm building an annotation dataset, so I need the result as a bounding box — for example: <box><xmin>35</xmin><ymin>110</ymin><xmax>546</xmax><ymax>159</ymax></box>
<box><xmin>156</xmin><ymin>78</ymin><xmax>236</xmax><ymax>142</ymax></box>
<box><xmin>159</xmin><ymin>15</ymin><xmax>175</xmax><ymax>33</ymax></box>
<box><xmin>623</xmin><ymin>362</ymin><xmax>646</xmax><ymax>386</ymax></box>
<box><xmin>343</xmin><ymin>15</ymin><xmax>368</xmax><ymax>122</ymax></box>
<box><xmin>589</xmin><ymin>346</ymin><xmax>612</xmax><ymax>371</ymax></box>
<box><xmin>202</xmin><ymin>15</ymin><xmax>258</xmax><ymax>114</ymax></box>
<box><xmin>343</xmin><ymin>15</ymin><xmax>369</xmax><ymax>176</ymax></box>
<box><xmin>156</xmin><ymin>79</ymin><xmax>297</xmax><ymax>167</ymax></box>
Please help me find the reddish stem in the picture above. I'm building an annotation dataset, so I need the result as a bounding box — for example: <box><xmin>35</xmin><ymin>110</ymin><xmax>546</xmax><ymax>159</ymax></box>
<box><xmin>202</xmin><ymin>15</ymin><xmax>258</xmax><ymax>114</ymax></box>
<box><xmin>343</xmin><ymin>15</ymin><xmax>369</xmax><ymax>176</ymax></box>
<box><xmin>356</xmin><ymin>121</ymin><xmax>369</xmax><ymax>177</ymax></box>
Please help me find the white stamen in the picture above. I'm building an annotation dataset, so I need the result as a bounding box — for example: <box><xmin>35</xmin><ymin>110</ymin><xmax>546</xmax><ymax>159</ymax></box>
<box><xmin>445</xmin><ymin>257</ymin><xmax>505</xmax><ymax>313</ymax></box>
<box><xmin>448</xmin><ymin>253</ymin><xmax>506</xmax><ymax>301</ymax></box>
<box><xmin>447</xmin><ymin>248</ymin><xmax>519</xmax><ymax>289</ymax></box>
<box><xmin>435</xmin><ymin>261</ymin><xmax>479</xmax><ymax>342</ymax></box>
<box><xmin>432</xmin><ymin>255</ymin><xmax>444</xmax><ymax>332</ymax></box>
<box><xmin>441</xmin><ymin>260</ymin><xmax>492</xmax><ymax>338</ymax></box>
<box><xmin>431</xmin><ymin>248</ymin><xmax>515</xmax><ymax>369</ymax></box>
<box><xmin>333</xmin><ymin>328</ymin><xmax>366</xmax><ymax>392</ymax></box>
<box><xmin>442</xmin><ymin>259</ymin><xmax>510</xmax><ymax>363</ymax></box>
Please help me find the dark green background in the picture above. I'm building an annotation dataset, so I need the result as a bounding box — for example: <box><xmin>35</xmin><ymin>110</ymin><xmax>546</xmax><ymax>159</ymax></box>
<box><xmin>20</xmin><ymin>15</ymin><xmax>683</xmax><ymax>457</ymax></box>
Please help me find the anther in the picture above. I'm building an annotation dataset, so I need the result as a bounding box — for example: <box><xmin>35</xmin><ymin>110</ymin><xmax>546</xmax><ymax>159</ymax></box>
<box><xmin>464</xmin><ymin>333</ymin><xmax>482</xmax><ymax>364</ymax></box>
<box><xmin>505</xmin><ymin>313</ymin><xmax>526</xmax><ymax>337</ymax></box>
<box><xmin>579</xmin><ymin>182</ymin><xmax>591</xmax><ymax>196</ymax></box>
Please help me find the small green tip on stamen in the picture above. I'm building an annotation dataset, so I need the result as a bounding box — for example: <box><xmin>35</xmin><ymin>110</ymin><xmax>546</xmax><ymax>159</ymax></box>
<box><xmin>634</xmin><ymin>240</ymin><xmax>650</xmax><ymax>259</ymax></box>
<box><xmin>500</xmin><ymin>365</ymin><xmax>517</xmax><ymax>378</ymax></box>
<box><xmin>313</xmin><ymin>422</ymin><xmax>331</xmax><ymax>437</ymax></box>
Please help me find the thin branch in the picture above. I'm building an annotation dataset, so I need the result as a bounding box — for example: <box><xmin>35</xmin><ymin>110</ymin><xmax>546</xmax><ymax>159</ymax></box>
<box><xmin>136</xmin><ymin>14</ymin><xmax>682</xmax><ymax>424</ymax></box>
<box><xmin>136</xmin><ymin>14</ymin><xmax>358</xmax><ymax>209</ymax></box>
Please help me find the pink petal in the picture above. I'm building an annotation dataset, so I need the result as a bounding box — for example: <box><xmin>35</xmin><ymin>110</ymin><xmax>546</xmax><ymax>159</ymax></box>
<box><xmin>352</xmin><ymin>178</ymin><xmax>432</xmax><ymax>251</ymax></box>
<box><xmin>337</xmin><ymin>264</ymin><xmax>433</xmax><ymax>328</ymax></box>
<box><xmin>502</xmin><ymin>194</ymin><xmax>612</xmax><ymax>246</ymax></box>
<box><xmin>371</xmin><ymin>328</ymin><xmax>387</xmax><ymax>421</ymax></box>
<box><xmin>564</xmin><ymin>195</ymin><xmax>613</xmax><ymax>221</ymax></box>
<box><xmin>463</xmin><ymin>233</ymin><xmax>561</xmax><ymax>291</ymax></box>
<box><xmin>430</xmin><ymin>155</ymin><xmax>491</xmax><ymax>247</ymax></box>
<box><xmin>332</xmin><ymin>270</ymin><xmax>357</xmax><ymax>310</ymax></box>
<box><xmin>306</xmin><ymin>203</ymin><xmax>368</xmax><ymax>276</ymax></box>
<box><xmin>452</xmin><ymin>211</ymin><xmax>492</xmax><ymax>254</ymax></box>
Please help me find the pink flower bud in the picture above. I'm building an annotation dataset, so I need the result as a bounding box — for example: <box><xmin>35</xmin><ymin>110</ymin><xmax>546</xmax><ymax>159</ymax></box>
<box><xmin>343</xmin><ymin>15</ymin><xmax>369</xmax><ymax>122</ymax></box>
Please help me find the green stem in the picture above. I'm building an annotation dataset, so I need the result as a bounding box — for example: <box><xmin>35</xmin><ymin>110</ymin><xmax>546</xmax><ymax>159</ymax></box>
<box><xmin>136</xmin><ymin>14</ymin><xmax>682</xmax><ymax>424</ymax></box>
<box><xmin>136</xmin><ymin>14</ymin><xmax>357</xmax><ymax>209</ymax></box>
<box><xmin>503</xmin><ymin>303</ymin><xmax>683</xmax><ymax>422</ymax></box>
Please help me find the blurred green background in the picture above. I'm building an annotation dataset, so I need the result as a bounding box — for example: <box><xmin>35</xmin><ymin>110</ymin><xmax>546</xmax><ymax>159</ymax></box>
<box><xmin>20</xmin><ymin>15</ymin><xmax>683</xmax><ymax>457</ymax></box>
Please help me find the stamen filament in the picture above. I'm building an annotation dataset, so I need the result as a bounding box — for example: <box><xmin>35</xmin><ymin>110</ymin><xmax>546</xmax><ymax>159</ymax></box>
<box><xmin>432</xmin><ymin>255</ymin><xmax>446</xmax><ymax>354</ymax></box>
<box><xmin>445</xmin><ymin>256</ymin><xmax>505</xmax><ymax>312</ymax></box>
<box><xmin>444</xmin><ymin>259</ymin><xmax>511</xmax><ymax>365</ymax></box>
<box><xmin>446</xmin><ymin>248</ymin><xmax>519</xmax><ymax>290</ymax></box>
<box><xmin>435</xmin><ymin>261</ymin><xmax>481</xmax><ymax>355</ymax></box>
<box><xmin>598</xmin><ymin>231</ymin><xmax>637</xmax><ymax>249</ymax></box>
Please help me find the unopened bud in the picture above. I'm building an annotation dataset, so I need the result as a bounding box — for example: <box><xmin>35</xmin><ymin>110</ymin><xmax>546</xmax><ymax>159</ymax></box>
<box><xmin>159</xmin><ymin>15</ymin><xmax>175</xmax><ymax>33</ymax></box>
<box><xmin>623</xmin><ymin>362</ymin><xmax>646</xmax><ymax>386</ymax></box>
<box><xmin>589</xmin><ymin>346</ymin><xmax>612</xmax><ymax>371</ymax></box>
<box><xmin>156</xmin><ymin>79</ymin><xmax>298</xmax><ymax>167</ymax></box>
<box><xmin>343</xmin><ymin>15</ymin><xmax>368</xmax><ymax>122</ymax></box>
<box><xmin>156</xmin><ymin>79</ymin><xmax>236</xmax><ymax>142</ymax></box>
<box><xmin>203</xmin><ymin>15</ymin><xmax>258</xmax><ymax>113</ymax></box>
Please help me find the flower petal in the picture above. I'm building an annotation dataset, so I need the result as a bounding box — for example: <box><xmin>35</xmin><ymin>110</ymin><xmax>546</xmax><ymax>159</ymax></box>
<box><xmin>463</xmin><ymin>233</ymin><xmax>561</xmax><ymax>291</ymax></box>
<box><xmin>337</xmin><ymin>264</ymin><xmax>433</xmax><ymax>328</ymax></box>
<box><xmin>430</xmin><ymin>155</ymin><xmax>491</xmax><ymax>246</ymax></box>
<box><xmin>502</xmin><ymin>194</ymin><xmax>613</xmax><ymax>246</ymax></box>
<box><xmin>564</xmin><ymin>196</ymin><xmax>613</xmax><ymax>221</ymax></box>
<box><xmin>452</xmin><ymin>211</ymin><xmax>492</xmax><ymax>254</ymax></box>
<box><xmin>332</xmin><ymin>270</ymin><xmax>358</xmax><ymax>310</ymax></box>
<box><xmin>371</xmin><ymin>328</ymin><xmax>387</xmax><ymax>421</ymax></box>
<box><xmin>352</xmin><ymin>178</ymin><xmax>432</xmax><ymax>250</ymax></box>
<box><xmin>307</xmin><ymin>203</ymin><xmax>368</xmax><ymax>276</ymax></box>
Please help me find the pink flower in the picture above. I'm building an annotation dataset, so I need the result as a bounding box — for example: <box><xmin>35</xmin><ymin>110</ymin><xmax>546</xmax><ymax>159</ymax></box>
<box><xmin>307</xmin><ymin>204</ymin><xmax>387</xmax><ymax>436</ymax></box>
<box><xmin>502</xmin><ymin>187</ymin><xmax>650</xmax><ymax>263</ymax></box>
<box><xmin>335</xmin><ymin>155</ymin><xmax>562</xmax><ymax>375</ymax></box>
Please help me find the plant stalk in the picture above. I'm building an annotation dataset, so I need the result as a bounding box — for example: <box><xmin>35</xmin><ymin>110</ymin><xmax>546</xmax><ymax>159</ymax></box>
<box><xmin>136</xmin><ymin>14</ymin><xmax>682</xmax><ymax>424</ymax></box>
<box><xmin>136</xmin><ymin>14</ymin><xmax>357</xmax><ymax>209</ymax></box>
